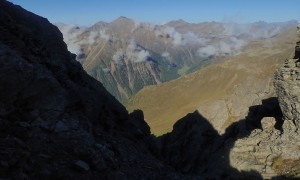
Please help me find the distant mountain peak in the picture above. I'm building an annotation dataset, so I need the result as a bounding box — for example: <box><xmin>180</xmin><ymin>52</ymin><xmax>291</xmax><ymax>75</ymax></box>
<box><xmin>174</xmin><ymin>19</ymin><xmax>188</xmax><ymax>23</ymax></box>
<box><xmin>114</xmin><ymin>16</ymin><xmax>134</xmax><ymax>22</ymax></box>
<box><xmin>166</xmin><ymin>19</ymin><xmax>189</xmax><ymax>26</ymax></box>
<box><xmin>89</xmin><ymin>21</ymin><xmax>108</xmax><ymax>31</ymax></box>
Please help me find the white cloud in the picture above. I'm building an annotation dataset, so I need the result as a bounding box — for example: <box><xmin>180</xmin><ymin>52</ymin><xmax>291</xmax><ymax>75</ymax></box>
<box><xmin>197</xmin><ymin>37</ymin><xmax>246</xmax><ymax>58</ymax></box>
<box><xmin>112</xmin><ymin>50</ymin><xmax>125</xmax><ymax>64</ymax></box>
<box><xmin>181</xmin><ymin>32</ymin><xmax>208</xmax><ymax>45</ymax></box>
<box><xmin>87</xmin><ymin>31</ymin><xmax>98</xmax><ymax>44</ymax></box>
<box><xmin>156</xmin><ymin>26</ymin><xmax>208</xmax><ymax>46</ymax></box>
<box><xmin>197</xmin><ymin>45</ymin><xmax>217</xmax><ymax>58</ymax></box>
<box><xmin>163</xmin><ymin>27</ymin><xmax>183</xmax><ymax>46</ymax></box>
<box><xmin>56</xmin><ymin>24</ymin><xmax>85</xmax><ymax>55</ymax></box>
<box><xmin>230</xmin><ymin>37</ymin><xmax>246</xmax><ymax>50</ymax></box>
<box><xmin>222</xmin><ymin>22</ymin><xmax>283</xmax><ymax>39</ymax></box>
<box><xmin>112</xmin><ymin>39</ymin><xmax>150</xmax><ymax>64</ymax></box>
<box><xmin>136</xmin><ymin>50</ymin><xmax>150</xmax><ymax>62</ymax></box>
<box><xmin>99</xmin><ymin>30</ymin><xmax>110</xmax><ymax>41</ymax></box>
<box><xmin>223</xmin><ymin>23</ymin><xmax>250</xmax><ymax>37</ymax></box>
<box><xmin>162</xmin><ymin>51</ymin><xmax>170</xmax><ymax>59</ymax></box>
<box><xmin>219</xmin><ymin>42</ymin><xmax>232</xmax><ymax>55</ymax></box>
<box><xmin>67</xmin><ymin>43</ymin><xmax>83</xmax><ymax>56</ymax></box>
<box><xmin>252</xmin><ymin>26</ymin><xmax>281</xmax><ymax>39</ymax></box>
<box><xmin>126</xmin><ymin>39</ymin><xmax>150</xmax><ymax>63</ymax></box>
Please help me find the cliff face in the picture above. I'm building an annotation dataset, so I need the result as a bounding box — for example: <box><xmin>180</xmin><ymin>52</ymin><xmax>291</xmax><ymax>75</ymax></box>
<box><xmin>0</xmin><ymin>2</ymin><xmax>183</xmax><ymax>179</ymax></box>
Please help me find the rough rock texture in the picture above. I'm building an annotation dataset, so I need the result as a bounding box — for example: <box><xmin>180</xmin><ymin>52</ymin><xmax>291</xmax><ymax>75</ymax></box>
<box><xmin>159</xmin><ymin>98</ymin><xmax>283</xmax><ymax>179</ymax></box>
<box><xmin>229</xmin><ymin>98</ymin><xmax>300</xmax><ymax>178</ymax></box>
<box><xmin>228</xmin><ymin>24</ymin><xmax>300</xmax><ymax>179</ymax></box>
<box><xmin>230</xmin><ymin>117</ymin><xmax>281</xmax><ymax>179</ymax></box>
<box><xmin>275</xmin><ymin>23</ymin><xmax>300</xmax><ymax>123</ymax></box>
<box><xmin>0</xmin><ymin>1</ymin><xmax>185</xmax><ymax>179</ymax></box>
<box><xmin>274</xmin><ymin>58</ymin><xmax>300</xmax><ymax>126</ymax></box>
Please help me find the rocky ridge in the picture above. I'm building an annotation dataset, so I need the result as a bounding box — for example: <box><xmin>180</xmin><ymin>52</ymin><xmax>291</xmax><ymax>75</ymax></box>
<box><xmin>229</xmin><ymin>23</ymin><xmax>300</xmax><ymax>178</ymax></box>
<box><xmin>0</xmin><ymin>2</ymin><xmax>185</xmax><ymax>179</ymax></box>
<box><xmin>1</xmin><ymin>1</ymin><xmax>300</xmax><ymax>179</ymax></box>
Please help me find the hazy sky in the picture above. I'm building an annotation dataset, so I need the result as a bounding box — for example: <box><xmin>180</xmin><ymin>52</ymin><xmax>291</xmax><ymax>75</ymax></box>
<box><xmin>9</xmin><ymin>0</ymin><xmax>300</xmax><ymax>25</ymax></box>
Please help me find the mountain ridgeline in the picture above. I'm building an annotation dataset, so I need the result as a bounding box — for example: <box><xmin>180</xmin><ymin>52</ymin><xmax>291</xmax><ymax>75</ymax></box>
<box><xmin>1</xmin><ymin>1</ymin><xmax>300</xmax><ymax>179</ymax></box>
<box><xmin>57</xmin><ymin>17</ymin><xmax>296</xmax><ymax>103</ymax></box>
<box><xmin>128</xmin><ymin>24</ymin><xmax>297</xmax><ymax>135</ymax></box>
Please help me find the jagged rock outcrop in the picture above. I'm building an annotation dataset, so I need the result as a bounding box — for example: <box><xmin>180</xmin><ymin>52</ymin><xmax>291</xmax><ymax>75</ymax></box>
<box><xmin>230</xmin><ymin>118</ymin><xmax>282</xmax><ymax>179</ymax></box>
<box><xmin>274</xmin><ymin>58</ymin><xmax>300</xmax><ymax>128</ymax></box>
<box><xmin>157</xmin><ymin>25</ymin><xmax>300</xmax><ymax>179</ymax></box>
<box><xmin>0</xmin><ymin>2</ymin><xmax>185</xmax><ymax>179</ymax></box>
<box><xmin>274</xmin><ymin>23</ymin><xmax>300</xmax><ymax>128</ymax></box>
<box><xmin>159</xmin><ymin>99</ymin><xmax>283</xmax><ymax>179</ymax></box>
<box><xmin>229</xmin><ymin>23</ymin><xmax>300</xmax><ymax>178</ymax></box>
<box><xmin>229</xmin><ymin>96</ymin><xmax>300</xmax><ymax>178</ymax></box>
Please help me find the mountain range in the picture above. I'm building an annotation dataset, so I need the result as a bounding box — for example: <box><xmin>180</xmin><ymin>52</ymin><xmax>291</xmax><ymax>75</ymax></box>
<box><xmin>56</xmin><ymin>18</ymin><xmax>296</xmax><ymax>103</ymax></box>
<box><xmin>128</xmin><ymin>26</ymin><xmax>297</xmax><ymax>135</ymax></box>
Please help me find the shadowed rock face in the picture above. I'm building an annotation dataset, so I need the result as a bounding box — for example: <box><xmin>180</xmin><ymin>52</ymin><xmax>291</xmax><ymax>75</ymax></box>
<box><xmin>0</xmin><ymin>1</ymin><xmax>184</xmax><ymax>179</ymax></box>
<box><xmin>158</xmin><ymin>110</ymin><xmax>266</xmax><ymax>179</ymax></box>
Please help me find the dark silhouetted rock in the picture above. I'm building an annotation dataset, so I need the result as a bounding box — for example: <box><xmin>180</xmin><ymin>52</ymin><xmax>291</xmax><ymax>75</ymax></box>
<box><xmin>74</xmin><ymin>160</ymin><xmax>90</xmax><ymax>172</ymax></box>
<box><xmin>0</xmin><ymin>1</ymin><xmax>184</xmax><ymax>179</ymax></box>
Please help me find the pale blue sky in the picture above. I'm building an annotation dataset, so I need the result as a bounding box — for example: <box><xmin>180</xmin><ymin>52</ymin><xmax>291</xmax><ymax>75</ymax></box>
<box><xmin>9</xmin><ymin>0</ymin><xmax>300</xmax><ymax>25</ymax></box>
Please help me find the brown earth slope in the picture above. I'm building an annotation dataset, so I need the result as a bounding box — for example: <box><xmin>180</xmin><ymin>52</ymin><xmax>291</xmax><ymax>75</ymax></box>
<box><xmin>128</xmin><ymin>27</ymin><xmax>296</xmax><ymax>135</ymax></box>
